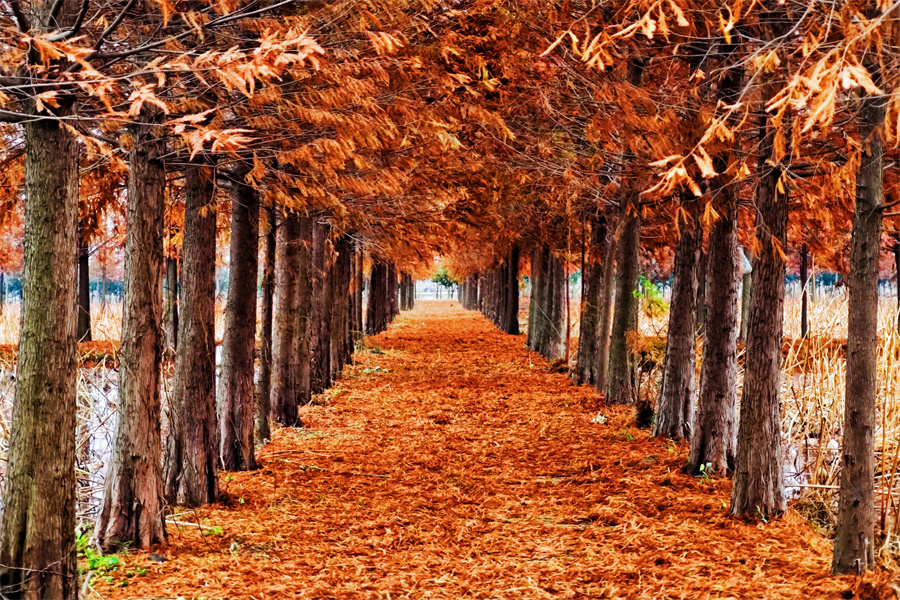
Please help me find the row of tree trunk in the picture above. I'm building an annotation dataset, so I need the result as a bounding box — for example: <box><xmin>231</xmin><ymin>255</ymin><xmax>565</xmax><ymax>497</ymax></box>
<box><xmin>0</xmin><ymin>99</ymin><xmax>407</xmax><ymax>594</ymax></box>
<box><xmin>466</xmin><ymin>246</ymin><xmax>519</xmax><ymax>335</ymax></box>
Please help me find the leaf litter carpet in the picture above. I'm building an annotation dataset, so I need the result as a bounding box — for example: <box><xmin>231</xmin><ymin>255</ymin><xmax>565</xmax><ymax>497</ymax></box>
<box><xmin>96</xmin><ymin>301</ymin><xmax>893</xmax><ymax>599</ymax></box>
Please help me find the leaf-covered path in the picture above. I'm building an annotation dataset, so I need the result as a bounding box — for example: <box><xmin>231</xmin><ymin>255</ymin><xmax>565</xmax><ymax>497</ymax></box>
<box><xmin>96</xmin><ymin>302</ymin><xmax>877</xmax><ymax>599</ymax></box>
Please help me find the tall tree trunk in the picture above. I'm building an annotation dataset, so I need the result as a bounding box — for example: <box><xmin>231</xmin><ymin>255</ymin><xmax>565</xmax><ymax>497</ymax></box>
<box><xmin>595</xmin><ymin>227</ymin><xmax>617</xmax><ymax>396</ymax></box>
<box><xmin>654</xmin><ymin>201</ymin><xmax>701</xmax><ymax>439</ymax></box>
<box><xmin>527</xmin><ymin>247</ymin><xmax>546</xmax><ymax>349</ymax></box>
<box><xmin>832</xmin><ymin>78</ymin><xmax>885</xmax><ymax>575</ymax></box>
<box><xmin>352</xmin><ymin>244</ymin><xmax>364</xmax><ymax>341</ymax></box>
<box><xmin>800</xmin><ymin>244</ymin><xmax>809</xmax><ymax>339</ymax></box>
<box><xmin>366</xmin><ymin>261</ymin><xmax>385</xmax><ymax>335</ymax></box>
<box><xmin>78</xmin><ymin>229</ymin><xmax>92</xmax><ymax>341</ymax></box>
<box><xmin>503</xmin><ymin>246</ymin><xmax>520</xmax><ymax>335</ymax></box>
<box><xmin>0</xmin><ymin>271</ymin><xmax>5</xmax><ymax>317</ymax></box>
<box><xmin>271</xmin><ymin>212</ymin><xmax>301</xmax><ymax>426</ymax></box>
<box><xmin>541</xmin><ymin>252</ymin><xmax>566</xmax><ymax>360</ymax></box>
<box><xmin>732</xmin><ymin>95</ymin><xmax>788</xmax><ymax>517</ymax></box>
<box><xmin>95</xmin><ymin>120</ymin><xmax>167</xmax><ymax>550</ymax></box>
<box><xmin>0</xmin><ymin>116</ymin><xmax>79</xmax><ymax>599</ymax></box>
<box><xmin>165</xmin><ymin>257</ymin><xmax>179</xmax><ymax>351</ymax></box>
<box><xmin>310</xmin><ymin>222</ymin><xmax>333</xmax><ymax>394</ymax></box>
<box><xmin>687</xmin><ymin>187</ymin><xmax>739</xmax><ymax>475</ymax></box>
<box><xmin>607</xmin><ymin>208</ymin><xmax>641</xmax><ymax>405</ymax></box>
<box><xmin>255</xmin><ymin>204</ymin><xmax>277</xmax><ymax>443</ymax></box>
<box><xmin>164</xmin><ymin>162</ymin><xmax>218</xmax><ymax>506</ymax></box>
<box><xmin>293</xmin><ymin>216</ymin><xmax>314</xmax><ymax>410</ymax></box>
<box><xmin>575</xmin><ymin>214</ymin><xmax>607</xmax><ymax>385</ymax></box>
<box><xmin>217</xmin><ymin>176</ymin><xmax>260</xmax><ymax>472</ymax></box>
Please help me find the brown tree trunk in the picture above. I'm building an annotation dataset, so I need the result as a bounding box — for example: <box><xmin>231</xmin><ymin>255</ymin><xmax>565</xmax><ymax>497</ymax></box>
<box><xmin>654</xmin><ymin>200</ymin><xmax>701</xmax><ymax>439</ymax></box>
<box><xmin>503</xmin><ymin>245</ymin><xmax>520</xmax><ymax>335</ymax></box>
<box><xmin>574</xmin><ymin>214</ymin><xmax>607</xmax><ymax>385</ymax></box>
<box><xmin>732</xmin><ymin>96</ymin><xmax>788</xmax><ymax>517</ymax></box>
<box><xmin>595</xmin><ymin>226</ymin><xmax>617</xmax><ymax>396</ymax></box>
<box><xmin>255</xmin><ymin>204</ymin><xmax>277</xmax><ymax>442</ymax></box>
<box><xmin>687</xmin><ymin>187</ymin><xmax>739</xmax><ymax>475</ymax></box>
<box><xmin>77</xmin><ymin>230</ymin><xmax>92</xmax><ymax>341</ymax></box>
<box><xmin>165</xmin><ymin>257</ymin><xmax>179</xmax><ymax>351</ymax></box>
<box><xmin>293</xmin><ymin>216</ymin><xmax>314</xmax><ymax>410</ymax></box>
<box><xmin>310</xmin><ymin>222</ymin><xmax>333</xmax><ymax>394</ymax></box>
<box><xmin>832</xmin><ymin>79</ymin><xmax>885</xmax><ymax>575</ymax></box>
<box><xmin>217</xmin><ymin>176</ymin><xmax>260</xmax><ymax>472</ymax></box>
<box><xmin>366</xmin><ymin>261</ymin><xmax>386</xmax><ymax>335</ymax></box>
<box><xmin>271</xmin><ymin>212</ymin><xmax>302</xmax><ymax>426</ymax></box>
<box><xmin>0</xmin><ymin>116</ymin><xmax>80</xmax><ymax>599</ymax></box>
<box><xmin>164</xmin><ymin>162</ymin><xmax>218</xmax><ymax>506</ymax></box>
<box><xmin>95</xmin><ymin>120</ymin><xmax>167</xmax><ymax>550</ymax></box>
<box><xmin>351</xmin><ymin>243</ymin><xmax>364</xmax><ymax>341</ymax></box>
<box><xmin>607</xmin><ymin>208</ymin><xmax>641</xmax><ymax>405</ymax></box>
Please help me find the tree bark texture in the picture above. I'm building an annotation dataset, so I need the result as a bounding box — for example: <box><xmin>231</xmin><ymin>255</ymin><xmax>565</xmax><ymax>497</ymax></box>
<box><xmin>255</xmin><ymin>205</ymin><xmax>277</xmax><ymax>442</ymax></box>
<box><xmin>607</xmin><ymin>209</ymin><xmax>641</xmax><ymax>405</ymax></box>
<box><xmin>654</xmin><ymin>201</ymin><xmax>701</xmax><ymax>439</ymax></box>
<box><xmin>687</xmin><ymin>189</ymin><xmax>739</xmax><ymax>476</ymax></box>
<box><xmin>503</xmin><ymin>246</ymin><xmax>520</xmax><ymax>335</ymax></box>
<box><xmin>293</xmin><ymin>216</ymin><xmax>314</xmax><ymax>411</ymax></box>
<box><xmin>595</xmin><ymin>226</ymin><xmax>618</xmax><ymax>397</ymax></box>
<box><xmin>95</xmin><ymin>121</ymin><xmax>167</xmax><ymax>551</ymax></box>
<box><xmin>218</xmin><ymin>177</ymin><xmax>260</xmax><ymax>472</ymax></box>
<box><xmin>732</xmin><ymin>98</ymin><xmax>788</xmax><ymax>518</ymax></box>
<box><xmin>0</xmin><ymin>116</ymin><xmax>80</xmax><ymax>600</ymax></box>
<box><xmin>271</xmin><ymin>212</ymin><xmax>302</xmax><ymax>426</ymax></box>
<box><xmin>574</xmin><ymin>214</ymin><xmax>607</xmax><ymax>385</ymax></box>
<box><xmin>832</xmin><ymin>83</ymin><xmax>884</xmax><ymax>575</ymax></box>
<box><xmin>310</xmin><ymin>221</ymin><xmax>334</xmax><ymax>394</ymax></box>
<box><xmin>164</xmin><ymin>162</ymin><xmax>218</xmax><ymax>506</ymax></box>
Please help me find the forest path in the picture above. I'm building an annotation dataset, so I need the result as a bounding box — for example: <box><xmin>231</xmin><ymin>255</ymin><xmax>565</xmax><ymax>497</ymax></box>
<box><xmin>97</xmin><ymin>301</ymin><xmax>870</xmax><ymax>599</ymax></box>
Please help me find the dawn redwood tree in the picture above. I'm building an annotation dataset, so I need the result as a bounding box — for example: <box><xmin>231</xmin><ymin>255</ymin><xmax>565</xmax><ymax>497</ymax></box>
<box><xmin>687</xmin><ymin>184</ymin><xmax>739</xmax><ymax>475</ymax></box>
<box><xmin>832</xmin><ymin>50</ymin><xmax>885</xmax><ymax>575</ymax></box>
<box><xmin>165</xmin><ymin>161</ymin><xmax>218</xmax><ymax>506</ymax></box>
<box><xmin>95</xmin><ymin>118</ymin><xmax>167</xmax><ymax>550</ymax></box>
<box><xmin>311</xmin><ymin>221</ymin><xmax>334</xmax><ymax>393</ymax></box>
<box><xmin>574</xmin><ymin>213</ymin><xmax>607</xmax><ymax>385</ymax></box>
<box><xmin>732</xmin><ymin>62</ymin><xmax>789</xmax><ymax>516</ymax></box>
<box><xmin>0</xmin><ymin>107</ymin><xmax>80</xmax><ymax>600</ymax></box>
<box><xmin>271</xmin><ymin>212</ymin><xmax>302</xmax><ymax>426</ymax></box>
<box><xmin>654</xmin><ymin>199</ymin><xmax>701</xmax><ymax>439</ymax></box>
<box><xmin>256</xmin><ymin>204</ymin><xmax>277</xmax><ymax>442</ymax></box>
<box><xmin>502</xmin><ymin>245</ymin><xmax>520</xmax><ymax>335</ymax></box>
<box><xmin>218</xmin><ymin>170</ymin><xmax>260</xmax><ymax>471</ymax></box>
<box><xmin>606</xmin><ymin>207</ymin><xmax>640</xmax><ymax>405</ymax></box>
<box><xmin>595</xmin><ymin>223</ymin><xmax>617</xmax><ymax>396</ymax></box>
<box><xmin>293</xmin><ymin>215</ymin><xmax>314</xmax><ymax>410</ymax></box>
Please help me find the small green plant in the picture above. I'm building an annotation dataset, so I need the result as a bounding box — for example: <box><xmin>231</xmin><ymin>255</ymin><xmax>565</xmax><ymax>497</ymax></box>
<box><xmin>202</xmin><ymin>526</ymin><xmax>224</xmax><ymax>536</ymax></box>
<box><xmin>755</xmin><ymin>505</ymin><xmax>769</xmax><ymax>524</ymax></box>
<box><xmin>698</xmin><ymin>462</ymin><xmax>712</xmax><ymax>483</ymax></box>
